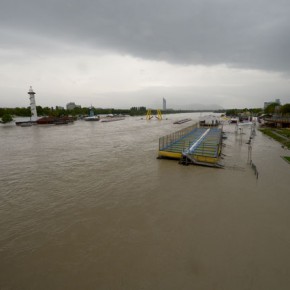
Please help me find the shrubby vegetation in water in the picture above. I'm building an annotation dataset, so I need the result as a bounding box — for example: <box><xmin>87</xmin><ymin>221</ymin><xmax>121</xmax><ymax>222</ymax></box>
<box><xmin>1</xmin><ymin>114</ymin><xmax>13</xmax><ymax>123</ymax></box>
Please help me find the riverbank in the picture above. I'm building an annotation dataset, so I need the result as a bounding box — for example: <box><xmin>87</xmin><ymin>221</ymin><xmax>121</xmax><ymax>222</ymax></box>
<box><xmin>259</xmin><ymin>127</ymin><xmax>290</xmax><ymax>149</ymax></box>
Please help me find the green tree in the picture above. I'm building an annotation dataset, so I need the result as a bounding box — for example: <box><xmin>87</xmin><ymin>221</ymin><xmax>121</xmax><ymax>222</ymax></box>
<box><xmin>264</xmin><ymin>103</ymin><xmax>279</xmax><ymax>114</ymax></box>
<box><xmin>1</xmin><ymin>114</ymin><xmax>13</xmax><ymax>123</ymax></box>
<box><xmin>281</xmin><ymin>103</ymin><xmax>290</xmax><ymax>115</ymax></box>
<box><xmin>225</xmin><ymin>109</ymin><xmax>239</xmax><ymax>116</ymax></box>
<box><xmin>36</xmin><ymin>106</ymin><xmax>44</xmax><ymax>116</ymax></box>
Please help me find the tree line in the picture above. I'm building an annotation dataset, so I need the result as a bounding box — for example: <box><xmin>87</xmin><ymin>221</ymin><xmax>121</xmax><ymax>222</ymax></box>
<box><xmin>218</xmin><ymin>108</ymin><xmax>264</xmax><ymax>116</ymax></box>
<box><xmin>0</xmin><ymin>105</ymin><xmax>226</xmax><ymax>118</ymax></box>
<box><xmin>1</xmin><ymin>103</ymin><xmax>290</xmax><ymax>121</ymax></box>
<box><xmin>263</xmin><ymin>103</ymin><xmax>290</xmax><ymax>115</ymax></box>
<box><xmin>0</xmin><ymin>106</ymin><xmax>147</xmax><ymax>118</ymax></box>
<box><xmin>218</xmin><ymin>103</ymin><xmax>290</xmax><ymax>116</ymax></box>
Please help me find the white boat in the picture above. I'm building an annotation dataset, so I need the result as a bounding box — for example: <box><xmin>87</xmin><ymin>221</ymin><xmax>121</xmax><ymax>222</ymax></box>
<box><xmin>230</xmin><ymin>117</ymin><xmax>239</xmax><ymax>123</ymax></box>
<box><xmin>84</xmin><ymin>107</ymin><xmax>100</xmax><ymax>121</ymax></box>
<box><xmin>84</xmin><ymin>116</ymin><xmax>100</xmax><ymax>121</ymax></box>
<box><xmin>20</xmin><ymin>122</ymin><xmax>33</xmax><ymax>127</ymax></box>
<box><xmin>100</xmin><ymin>116</ymin><xmax>125</xmax><ymax>122</ymax></box>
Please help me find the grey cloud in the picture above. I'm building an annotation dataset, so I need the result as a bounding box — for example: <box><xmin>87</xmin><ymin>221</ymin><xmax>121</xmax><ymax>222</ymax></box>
<box><xmin>1</xmin><ymin>0</ymin><xmax>290</xmax><ymax>72</ymax></box>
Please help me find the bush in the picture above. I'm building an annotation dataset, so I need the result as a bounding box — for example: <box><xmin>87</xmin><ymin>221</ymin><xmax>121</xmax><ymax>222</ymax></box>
<box><xmin>1</xmin><ymin>114</ymin><xmax>13</xmax><ymax>123</ymax></box>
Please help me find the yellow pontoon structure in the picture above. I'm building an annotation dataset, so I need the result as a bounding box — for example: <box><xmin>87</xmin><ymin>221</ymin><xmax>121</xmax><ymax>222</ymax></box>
<box><xmin>146</xmin><ymin>109</ymin><xmax>153</xmax><ymax>120</ymax></box>
<box><xmin>156</xmin><ymin>109</ymin><xmax>162</xmax><ymax>120</ymax></box>
<box><xmin>146</xmin><ymin>109</ymin><xmax>163</xmax><ymax>120</ymax></box>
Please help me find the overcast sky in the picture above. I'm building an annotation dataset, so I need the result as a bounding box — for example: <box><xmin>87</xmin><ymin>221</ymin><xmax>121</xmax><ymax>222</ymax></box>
<box><xmin>1</xmin><ymin>0</ymin><xmax>290</xmax><ymax>109</ymax></box>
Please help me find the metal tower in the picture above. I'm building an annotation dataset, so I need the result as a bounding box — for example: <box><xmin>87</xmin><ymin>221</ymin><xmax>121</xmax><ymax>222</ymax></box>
<box><xmin>28</xmin><ymin>86</ymin><xmax>38</xmax><ymax>121</ymax></box>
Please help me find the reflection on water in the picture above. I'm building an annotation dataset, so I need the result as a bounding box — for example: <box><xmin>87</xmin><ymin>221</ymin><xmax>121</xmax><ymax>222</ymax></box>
<box><xmin>1</xmin><ymin>113</ymin><xmax>290</xmax><ymax>290</ymax></box>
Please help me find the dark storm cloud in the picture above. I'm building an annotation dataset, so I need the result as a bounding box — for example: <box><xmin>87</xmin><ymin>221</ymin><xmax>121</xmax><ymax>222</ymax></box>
<box><xmin>1</xmin><ymin>0</ymin><xmax>290</xmax><ymax>72</ymax></box>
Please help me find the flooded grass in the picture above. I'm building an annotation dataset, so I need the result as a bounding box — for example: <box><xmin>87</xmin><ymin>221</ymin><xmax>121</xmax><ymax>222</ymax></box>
<box><xmin>278</xmin><ymin>128</ymin><xmax>290</xmax><ymax>138</ymax></box>
<box><xmin>282</xmin><ymin>156</ymin><xmax>290</xmax><ymax>163</ymax></box>
<box><xmin>259</xmin><ymin>128</ymin><xmax>290</xmax><ymax>149</ymax></box>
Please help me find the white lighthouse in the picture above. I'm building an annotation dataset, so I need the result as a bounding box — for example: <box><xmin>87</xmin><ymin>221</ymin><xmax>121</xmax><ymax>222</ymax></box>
<box><xmin>28</xmin><ymin>86</ymin><xmax>38</xmax><ymax>121</ymax></box>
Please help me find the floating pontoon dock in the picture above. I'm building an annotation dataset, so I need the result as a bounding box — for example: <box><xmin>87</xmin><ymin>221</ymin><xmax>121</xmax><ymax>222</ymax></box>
<box><xmin>158</xmin><ymin>124</ymin><xmax>223</xmax><ymax>167</ymax></box>
<box><xmin>173</xmin><ymin>118</ymin><xmax>192</xmax><ymax>124</ymax></box>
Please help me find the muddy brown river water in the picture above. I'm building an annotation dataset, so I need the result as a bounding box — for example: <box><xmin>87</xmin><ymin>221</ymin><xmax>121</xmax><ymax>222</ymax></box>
<box><xmin>0</xmin><ymin>113</ymin><xmax>290</xmax><ymax>290</ymax></box>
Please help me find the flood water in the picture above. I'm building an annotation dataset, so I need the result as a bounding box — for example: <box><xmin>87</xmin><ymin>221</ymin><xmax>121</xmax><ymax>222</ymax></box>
<box><xmin>1</xmin><ymin>113</ymin><xmax>290</xmax><ymax>290</ymax></box>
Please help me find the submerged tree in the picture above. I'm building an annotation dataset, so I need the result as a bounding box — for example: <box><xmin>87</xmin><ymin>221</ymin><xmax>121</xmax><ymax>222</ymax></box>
<box><xmin>1</xmin><ymin>114</ymin><xmax>13</xmax><ymax>123</ymax></box>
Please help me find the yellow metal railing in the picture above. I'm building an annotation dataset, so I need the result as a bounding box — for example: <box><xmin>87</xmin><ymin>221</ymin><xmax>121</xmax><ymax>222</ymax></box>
<box><xmin>159</xmin><ymin>123</ymin><xmax>198</xmax><ymax>150</ymax></box>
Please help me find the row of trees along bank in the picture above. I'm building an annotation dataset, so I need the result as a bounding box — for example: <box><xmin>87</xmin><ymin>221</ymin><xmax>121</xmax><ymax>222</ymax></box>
<box><xmin>0</xmin><ymin>105</ymin><xmax>229</xmax><ymax>119</ymax></box>
<box><xmin>0</xmin><ymin>106</ymin><xmax>148</xmax><ymax>118</ymax></box>
<box><xmin>2</xmin><ymin>104</ymin><xmax>290</xmax><ymax>122</ymax></box>
<box><xmin>263</xmin><ymin>103</ymin><xmax>290</xmax><ymax>115</ymax></box>
<box><xmin>219</xmin><ymin>103</ymin><xmax>290</xmax><ymax>116</ymax></box>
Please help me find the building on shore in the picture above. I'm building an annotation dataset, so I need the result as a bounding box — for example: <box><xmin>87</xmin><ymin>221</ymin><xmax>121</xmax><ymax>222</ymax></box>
<box><xmin>199</xmin><ymin>115</ymin><xmax>220</xmax><ymax>126</ymax></box>
<box><xmin>66</xmin><ymin>102</ymin><xmax>81</xmax><ymax>110</ymax></box>
<box><xmin>264</xmin><ymin>99</ymin><xmax>281</xmax><ymax>109</ymax></box>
